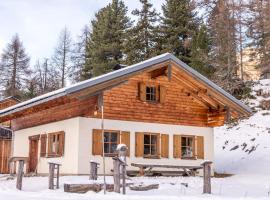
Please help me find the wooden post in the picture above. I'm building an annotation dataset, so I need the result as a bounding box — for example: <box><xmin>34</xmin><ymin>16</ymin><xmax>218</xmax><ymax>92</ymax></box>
<box><xmin>122</xmin><ymin>163</ymin><xmax>126</xmax><ymax>195</ymax></box>
<box><xmin>201</xmin><ymin>161</ymin><xmax>212</xmax><ymax>194</ymax></box>
<box><xmin>16</xmin><ymin>160</ymin><xmax>24</xmax><ymax>190</ymax></box>
<box><xmin>48</xmin><ymin>163</ymin><xmax>54</xmax><ymax>190</ymax></box>
<box><xmin>90</xmin><ymin>161</ymin><xmax>99</xmax><ymax>180</ymax></box>
<box><xmin>117</xmin><ymin>144</ymin><xmax>128</xmax><ymax>195</ymax></box>
<box><xmin>113</xmin><ymin>157</ymin><xmax>121</xmax><ymax>193</ymax></box>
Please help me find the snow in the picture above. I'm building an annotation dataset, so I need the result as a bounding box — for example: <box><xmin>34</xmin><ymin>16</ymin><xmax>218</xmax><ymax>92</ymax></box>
<box><xmin>0</xmin><ymin>80</ymin><xmax>269</xmax><ymax>200</ymax></box>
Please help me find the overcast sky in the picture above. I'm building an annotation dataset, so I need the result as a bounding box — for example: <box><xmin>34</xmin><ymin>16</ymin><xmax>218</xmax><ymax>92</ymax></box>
<box><xmin>0</xmin><ymin>0</ymin><xmax>164</xmax><ymax>65</ymax></box>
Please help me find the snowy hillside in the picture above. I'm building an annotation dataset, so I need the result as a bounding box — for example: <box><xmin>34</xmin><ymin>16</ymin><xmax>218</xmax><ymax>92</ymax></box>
<box><xmin>215</xmin><ymin>79</ymin><xmax>270</xmax><ymax>175</ymax></box>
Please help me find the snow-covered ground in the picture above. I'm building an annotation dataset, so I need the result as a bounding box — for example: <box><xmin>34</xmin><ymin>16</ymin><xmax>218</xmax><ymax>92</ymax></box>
<box><xmin>0</xmin><ymin>79</ymin><xmax>269</xmax><ymax>200</ymax></box>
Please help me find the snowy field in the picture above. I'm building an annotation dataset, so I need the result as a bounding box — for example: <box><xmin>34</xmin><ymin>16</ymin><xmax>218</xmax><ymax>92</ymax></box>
<box><xmin>0</xmin><ymin>80</ymin><xmax>269</xmax><ymax>200</ymax></box>
<box><xmin>1</xmin><ymin>175</ymin><xmax>270</xmax><ymax>200</ymax></box>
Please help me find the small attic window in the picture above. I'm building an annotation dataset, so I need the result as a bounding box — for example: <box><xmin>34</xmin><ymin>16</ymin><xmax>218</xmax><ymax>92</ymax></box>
<box><xmin>146</xmin><ymin>86</ymin><xmax>157</xmax><ymax>102</ymax></box>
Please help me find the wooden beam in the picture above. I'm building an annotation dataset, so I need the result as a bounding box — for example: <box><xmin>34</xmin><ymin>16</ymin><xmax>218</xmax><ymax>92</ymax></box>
<box><xmin>198</xmin><ymin>91</ymin><xmax>220</xmax><ymax>110</ymax></box>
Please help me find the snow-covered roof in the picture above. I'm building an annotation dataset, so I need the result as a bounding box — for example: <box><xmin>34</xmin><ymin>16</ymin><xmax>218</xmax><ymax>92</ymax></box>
<box><xmin>0</xmin><ymin>53</ymin><xmax>252</xmax><ymax>117</ymax></box>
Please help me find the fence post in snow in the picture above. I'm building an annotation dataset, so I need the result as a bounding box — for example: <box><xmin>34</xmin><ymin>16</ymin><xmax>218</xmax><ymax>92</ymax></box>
<box><xmin>90</xmin><ymin>161</ymin><xmax>99</xmax><ymax>180</ymax></box>
<box><xmin>113</xmin><ymin>157</ymin><xmax>121</xmax><ymax>193</ymax></box>
<box><xmin>16</xmin><ymin>160</ymin><xmax>24</xmax><ymax>190</ymax></box>
<box><xmin>201</xmin><ymin>160</ymin><xmax>212</xmax><ymax>194</ymax></box>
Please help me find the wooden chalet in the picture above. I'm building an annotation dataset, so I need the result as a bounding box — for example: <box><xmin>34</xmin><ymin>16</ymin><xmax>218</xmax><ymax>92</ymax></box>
<box><xmin>0</xmin><ymin>53</ymin><xmax>251</xmax><ymax>175</ymax></box>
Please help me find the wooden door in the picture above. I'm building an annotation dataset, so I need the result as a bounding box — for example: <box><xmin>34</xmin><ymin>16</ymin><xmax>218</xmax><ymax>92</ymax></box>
<box><xmin>0</xmin><ymin>139</ymin><xmax>11</xmax><ymax>174</ymax></box>
<box><xmin>29</xmin><ymin>137</ymin><xmax>39</xmax><ymax>173</ymax></box>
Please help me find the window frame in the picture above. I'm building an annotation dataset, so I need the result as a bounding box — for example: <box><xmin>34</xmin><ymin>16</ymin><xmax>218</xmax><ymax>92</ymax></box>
<box><xmin>47</xmin><ymin>131</ymin><xmax>64</xmax><ymax>158</ymax></box>
<box><xmin>145</xmin><ymin>86</ymin><xmax>158</xmax><ymax>102</ymax></box>
<box><xmin>181</xmin><ymin>135</ymin><xmax>195</xmax><ymax>159</ymax></box>
<box><xmin>143</xmin><ymin>133</ymin><xmax>159</xmax><ymax>158</ymax></box>
<box><xmin>103</xmin><ymin>130</ymin><xmax>120</xmax><ymax>157</ymax></box>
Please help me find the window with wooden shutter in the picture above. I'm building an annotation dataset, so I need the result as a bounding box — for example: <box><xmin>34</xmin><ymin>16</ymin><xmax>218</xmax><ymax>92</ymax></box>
<box><xmin>173</xmin><ymin>135</ymin><xmax>181</xmax><ymax>158</ymax></box>
<box><xmin>92</xmin><ymin>129</ymin><xmax>103</xmax><ymax>155</ymax></box>
<box><xmin>138</xmin><ymin>83</ymin><xmax>166</xmax><ymax>104</ymax></box>
<box><xmin>120</xmin><ymin>131</ymin><xmax>130</xmax><ymax>156</ymax></box>
<box><xmin>181</xmin><ymin>136</ymin><xmax>195</xmax><ymax>159</ymax></box>
<box><xmin>161</xmin><ymin>134</ymin><xmax>169</xmax><ymax>158</ymax></box>
<box><xmin>135</xmin><ymin>132</ymin><xmax>144</xmax><ymax>157</ymax></box>
<box><xmin>197</xmin><ymin>136</ymin><xmax>204</xmax><ymax>159</ymax></box>
<box><xmin>40</xmin><ymin>134</ymin><xmax>47</xmax><ymax>157</ymax></box>
<box><xmin>47</xmin><ymin>131</ymin><xmax>65</xmax><ymax>157</ymax></box>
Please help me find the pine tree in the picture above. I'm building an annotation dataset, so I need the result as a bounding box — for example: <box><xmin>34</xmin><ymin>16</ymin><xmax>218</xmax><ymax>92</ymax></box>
<box><xmin>0</xmin><ymin>34</ymin><xmax>30</xmax><ymax>97</ymax></box>
<box><xmin>51</xmin><ymin>27</ymin><xmax>73</xmax><ymax>87</ymax></box>
<box><xmin>160</xmin><ymin>0</ymin><xmax>198</xmax><ymax>64</ymax></box>
<box><xmin>190</xmin><ymin>24</ymin><xmax>214</xmax><ymax>78</ymax></box>
<box><xmin>86</xmin><ymin>0</ymin><xmax>131</xmax><ymax>77</ymax></box>
<box><xmin>125</xmin><ymin>0</ymin><xmax>159</xmax><ymax>64</ymax></box>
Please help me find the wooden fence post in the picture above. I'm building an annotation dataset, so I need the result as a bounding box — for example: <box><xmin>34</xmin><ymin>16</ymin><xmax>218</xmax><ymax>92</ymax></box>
<box><xmin>48</xmin><ymin>163</ymin><xmax>54</xmax><ymax>190</ymax></box>
<box><xmin>201</xmin><ymin>161</ymin><xmax>212</xmax><ymax>194</ymax></box>
<box><xmin>117</xmin><ymin>144</ymin><xmax>128</xmax><ymax>195</ymax></box>
<box><xmin>16</xmin><ymin>160</ymin><xmax>24</xmax><ymax>190</ymax></box>
<box><xmin>113</xmin><ymin>157</ymin><xmax>121</xmax><ymax>193</ymax></box>
<box><xmin>90</xmin><ymin>161</ymin><xmax>99</xmax><ymax>180</ymax></box>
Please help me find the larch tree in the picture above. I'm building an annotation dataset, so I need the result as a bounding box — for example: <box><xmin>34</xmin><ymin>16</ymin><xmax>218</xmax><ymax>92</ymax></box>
<box><xmin>160</xmin><ymin>0</ymin><xmax>198</xmax><ymax>64</ymax></box>
<box><xmin>86</xmin><ymin>0</ymin><xmax>131</xmax><ymax>77</ymax></box>
<box><xmin>248</xmin><ymin>0</ymin><xmax>270</xmax><ymax>78</ymax></box>
<box><xmin>52</xmin><ymin>27</ymin><xmax>73</xmax><ymax>87</ymax></box>
<box><xmin>72</xmin><ymin>25</ymin><xmax>91</xmax><ymax>82</ymax></box>
<box><xmin>0</xmin><ymin>34</ymin><xmax>30</xmax><ymax>97</ymax></box>
<box><xmin>125</xmin><ymin>0</ymin><xmax>159</xmax><ymax>64</ymax></box>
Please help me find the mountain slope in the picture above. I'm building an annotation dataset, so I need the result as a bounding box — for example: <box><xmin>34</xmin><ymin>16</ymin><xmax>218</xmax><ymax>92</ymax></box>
<box><xmin>215</xmin><ymin>79</ymin><xmax>270</xmax><ymax>174</ymax></box>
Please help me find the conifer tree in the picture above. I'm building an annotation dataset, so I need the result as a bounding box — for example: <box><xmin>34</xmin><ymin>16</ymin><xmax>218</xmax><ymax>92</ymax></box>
<box><xmin>190</xmin><ymin>24</ymin><xmax>214</xmax><ymax>78</ymax></box>
<box><xmin>160</xmin><ymin>0</ymin><xmax>198</xmax><ymax>64</ymax></box>
<box><xmin>0</xmin><ymin>34</ymin><xmax>30</xmax><ymax>97</ymax></box>
<box><xmin>86</xmin><ymin>0</ymin><xmax>131</xmax><ymax>77</ymax></box>
<box><xmin>125</xmin><ymin>0</ymin><xmax>159</xmax><ymax>64</ymax></box>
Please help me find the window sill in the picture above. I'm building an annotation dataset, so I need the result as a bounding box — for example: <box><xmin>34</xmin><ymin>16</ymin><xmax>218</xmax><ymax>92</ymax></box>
<box><xmin>46</xmin><ymin>154</ymin><xmax>63</xmax><ymax>158</ymax></box>
<box><xmin>143</xmin><ymin>155</ymin><xmax>160</xmax><ymax>159</ymax></box>
<box><xmin>181</xmin><ymin>157</ymin><xmax>197</xmax><ymax>160</ymax></box>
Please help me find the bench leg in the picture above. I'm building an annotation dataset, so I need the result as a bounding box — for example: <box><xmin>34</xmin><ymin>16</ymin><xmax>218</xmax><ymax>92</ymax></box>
<box><xmin>139</xmin><ymin>167</ymin><xmax>144</xmax><ymax>176</ymax></box>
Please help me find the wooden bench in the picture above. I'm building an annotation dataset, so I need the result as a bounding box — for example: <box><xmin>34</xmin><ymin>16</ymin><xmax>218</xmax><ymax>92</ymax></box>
<box><xmin>131</xmin><ymin>163</ymin><xmax>202</xmax><ymax>176</ymax></box>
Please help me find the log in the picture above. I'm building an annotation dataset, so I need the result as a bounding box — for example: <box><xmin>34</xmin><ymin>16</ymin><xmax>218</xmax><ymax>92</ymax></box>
<box><xmin>48</xmin><ymin>163</ymin><xmax>54</xmax><ymax>190</ymax></box>
<box><xmin>113</xmin><ymin>157</ymin><xmax>121</xmax><ymax>193</ymax></box>
<box><xmin>64</xmin><ymin>183</ymin><xmax>118</xmax><ymax>193</ymax></box>
<box><xmin>16</xmin><ymin>160</ymin><xmax>24</xmax><ymax>190</ymax></box>
<box><xmin>129</xmin><ymin>184</ymin><xmax>159</xmax><ymax>191</ymax></box>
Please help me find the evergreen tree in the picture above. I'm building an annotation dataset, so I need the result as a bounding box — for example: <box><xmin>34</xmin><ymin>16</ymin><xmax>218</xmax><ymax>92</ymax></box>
<box><xmin>190</xmin><ymin>24</ymin><xmax>214</xmax><ymax>78</ymax></box>
<box><xmin>125</xmin><ymin>0</ymin><xmax>159</xmax><ymax>64</ymax></box>
<box><xmin>0</xmin><ymin>34</ymin><xmax>30</xmax><ymax>97</ymax></box>
<box><xmin>86</xmin><ymin>0</ymin><xmax>131</xmax><ymax>77</ymax></box>
<box><xmin>51</xmin><ymin>27</ymin><xmax>73</xmax><ymax>87</ymax></box>
<box><xmin>160</xmin><ymin>0</ymin><xmax>198</xmax><ymax>64</ymax></box>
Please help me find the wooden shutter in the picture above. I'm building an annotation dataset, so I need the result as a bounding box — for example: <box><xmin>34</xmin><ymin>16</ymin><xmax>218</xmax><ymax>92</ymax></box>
<box><xmin>157</xmin><ymin>133</ymin><xmax>161</xmax><ymax>157</ymax></box>
<box><xmin>120</xmin><ymin>131</ymin><xmax>130</xmax><ymax>156</ymax></box>
<box><xmin>92</xmin><ymin>129</ymin><xmax>103</xmax><ymax>155</ymax></box>
<box><xmin>197</xmin><ymin>136</ymin><xmax>204</xmax><ymax>159</ymax></box>
<box><xmin>161</xmin><ymin>134</ymin><xmax>169</xmax><ymax>158</ymax></box>
<box><xmin>159</xmin><ymin>86</ymin><xmax>166</xmax><ymax>103</ymax></box>
<box><xmin>47</xmin><ymin>133</ymin><xmax>54</xmax><ymax>156</ymax></box>
<box><xmin>135</xmin><ymin>132</ymin><xmax>144</xmax><ymax>157</ymax></box>
<box><xmin>58</xmin><ymin>131</ymin><xmax>65</xmax><ymax>156</ymax></box>
<box><xmin>139</xmin><ymin>83</ymin><xmax>146</xmax><ymax>101</ymax></box>
<box><xmin>40</xmin><ymin>134</ymin><xmax>47</xmax><ymax>157</ymax></box>
<box><xmin>173</xmin><ymin>135</ymin><xmax>181</xmax><ymax>158</ymax></box>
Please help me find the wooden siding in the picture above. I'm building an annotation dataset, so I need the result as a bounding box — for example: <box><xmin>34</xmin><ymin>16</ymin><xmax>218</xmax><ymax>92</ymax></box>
<box><xmin>11</xmin><ymin>96</ymin><xmax>98</xmax><ymax>131</ymax></box>
<box><xmin>102</xmin><ymin>65</ymin><xmax>215</xmax><ymax>127</ymax></box>
<box><xmin>0</xmin><ymin>139</ymin><xmax>11</xmax><ymax>174</ymax></box>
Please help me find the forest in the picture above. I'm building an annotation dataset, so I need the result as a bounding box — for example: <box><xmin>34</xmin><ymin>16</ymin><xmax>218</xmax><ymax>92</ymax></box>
<box><xmin>0</xmin><ymin>0</ymin><xmax>269</xmax><ymax>100</ymax></box>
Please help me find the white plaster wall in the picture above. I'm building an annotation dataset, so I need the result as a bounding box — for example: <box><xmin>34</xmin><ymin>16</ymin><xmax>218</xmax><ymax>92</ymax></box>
<box><xmin>78</xmin><ymin>117</ymin><xmax>214</xmax><ymax>175</ymax></box>
<box><xmin>13</xmin><ymin>118</ymin><xmax>80</xmax><ymax>174</ymax></box>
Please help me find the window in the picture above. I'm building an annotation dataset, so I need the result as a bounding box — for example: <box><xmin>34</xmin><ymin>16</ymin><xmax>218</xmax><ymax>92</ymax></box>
<box><xmin>146</xmin><ymin>86</ymin><xmax>157</xmax><ymax>102</ymax></box>
<box><xmin>104</xmin><ymin>131</ymin><xmax>119</xmax><ymax>155</ymax></box>
<box><xmin>48</xmin><ymin>131</ymin><xmax>65</xmax><ymax>157</ymax></box>
<box><xmin>143</xmin><ymin>133</ymin><xmax>158</xmax><ymax>157</ymax></box>
<box><xmin>181</xmin><ymin>136</ymin><xmax>194</xmax><ymax>158</ymax></box>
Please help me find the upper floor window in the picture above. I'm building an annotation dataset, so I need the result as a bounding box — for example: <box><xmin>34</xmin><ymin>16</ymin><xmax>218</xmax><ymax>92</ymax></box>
<box><xmin>139</xmin><ymin>83</ymin><xmax>166</xmax><ymax>103</ymax></box>
<box><xmin>146</xmin><ymin>86</ymin><xmax>157</xmax><ymax>102</ymax></box>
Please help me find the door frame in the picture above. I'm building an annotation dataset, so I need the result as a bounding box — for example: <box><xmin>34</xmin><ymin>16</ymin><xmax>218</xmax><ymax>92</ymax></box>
<box><xmin>28</xmin><ymin>135</ymin><xmax>40</xmax><ymax>173</ymax></box>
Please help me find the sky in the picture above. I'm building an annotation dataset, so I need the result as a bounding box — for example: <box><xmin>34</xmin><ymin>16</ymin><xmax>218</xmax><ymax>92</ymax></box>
<box><xmin>0</xmin><ymin>0</ymin><xmax>165</xmax><ymax>65</ymax></box>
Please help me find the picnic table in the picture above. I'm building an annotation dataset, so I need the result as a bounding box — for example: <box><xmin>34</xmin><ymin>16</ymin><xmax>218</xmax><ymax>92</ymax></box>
<box><xmin>131</xmin><ymin>163</ymin><xmax>202</xmax><ymax>176</ymax></box>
